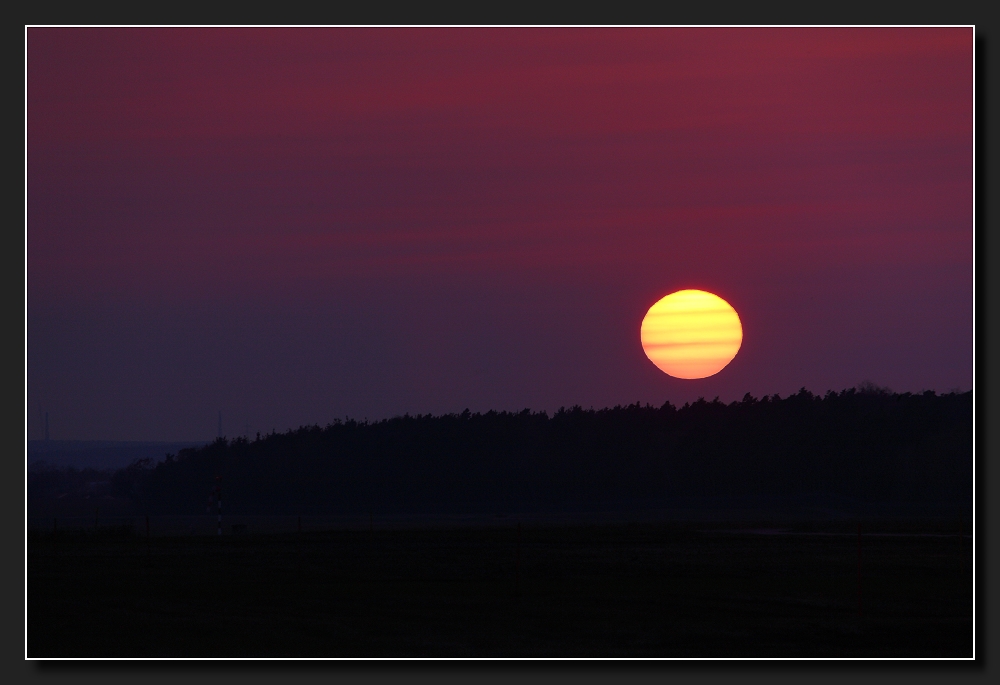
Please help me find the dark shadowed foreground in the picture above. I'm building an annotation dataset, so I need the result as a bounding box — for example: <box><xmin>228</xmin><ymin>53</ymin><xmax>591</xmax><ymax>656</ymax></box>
<box><xmin>28</xmin><ymin>522</ymin><xmax>972</xmax><ymax>657</ymax></box>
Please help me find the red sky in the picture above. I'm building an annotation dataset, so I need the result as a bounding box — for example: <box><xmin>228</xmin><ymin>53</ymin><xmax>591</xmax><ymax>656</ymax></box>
<box><xmin>27</xmin><ymin>27</ymin><xmax>973</xmax><ymax>441</ymax></box>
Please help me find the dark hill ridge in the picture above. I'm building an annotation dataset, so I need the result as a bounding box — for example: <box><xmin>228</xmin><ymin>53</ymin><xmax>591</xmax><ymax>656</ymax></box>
<box><xmin>115</xmin><ymin>388</ymin><xmax>972</xmax><ymax>519</ymax></box>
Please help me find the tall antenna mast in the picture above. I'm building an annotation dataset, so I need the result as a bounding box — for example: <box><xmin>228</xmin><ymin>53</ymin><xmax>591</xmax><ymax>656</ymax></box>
<box><xmin>218</xmin><ymin>410</ymin><xmax>222</xmax><ymax>439</ymax></box>
<box><xmin>45</xmin><ymin>412</ymin><xmax>49</xmax><ymax>442</ymax></box>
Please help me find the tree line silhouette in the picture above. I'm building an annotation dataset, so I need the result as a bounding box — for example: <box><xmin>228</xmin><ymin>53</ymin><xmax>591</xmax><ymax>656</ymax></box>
<box><xmin>102</xmin><ymin>386</ymin><xmax>972</xmax><ymax>517</ymax></box>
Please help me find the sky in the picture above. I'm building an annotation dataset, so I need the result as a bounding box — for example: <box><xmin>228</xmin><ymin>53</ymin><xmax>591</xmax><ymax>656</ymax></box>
<box><xmin>26</xmin><ymin>27</ymin><xmax>973</xmax><ymax>442</ymax></box>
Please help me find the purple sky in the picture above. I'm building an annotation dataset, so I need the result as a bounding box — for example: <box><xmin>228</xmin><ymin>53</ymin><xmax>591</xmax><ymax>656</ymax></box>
<box><xmin>27</xmin><ymin>28</ymin><xmax>973</xmax><ymax>441</ymax></box>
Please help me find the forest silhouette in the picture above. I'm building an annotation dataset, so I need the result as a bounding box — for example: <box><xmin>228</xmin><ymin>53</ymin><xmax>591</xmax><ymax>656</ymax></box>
<box><xmin>86</xmin><ymin>386</ymin><xmax>971</xmax><ymax>518</ymax></box>
<box><xmin>82</xmin><ymin>385</ymin><xmax>973</xmax><ymax>514</ymax></box>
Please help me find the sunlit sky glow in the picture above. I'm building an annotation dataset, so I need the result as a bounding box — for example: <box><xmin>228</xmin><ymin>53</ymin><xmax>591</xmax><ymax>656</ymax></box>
<box><xmin>27</xmin><ymin>27</ymin><xmax>972</xmax><ymax>440</ymax></box>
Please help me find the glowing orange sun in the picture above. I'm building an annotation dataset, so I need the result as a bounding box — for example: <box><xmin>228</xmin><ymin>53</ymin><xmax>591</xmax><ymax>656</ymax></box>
<box><xmin>640</xmin><ymin>289</ymin><xmax>743</xmax><ymax>379</ymax></box>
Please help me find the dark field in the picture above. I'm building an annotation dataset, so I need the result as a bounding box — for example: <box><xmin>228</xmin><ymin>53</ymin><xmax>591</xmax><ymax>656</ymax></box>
<box><xmin>27</xmin><ymin>522</ymin><xmax>973</xmax><ymax>658</ymax></box>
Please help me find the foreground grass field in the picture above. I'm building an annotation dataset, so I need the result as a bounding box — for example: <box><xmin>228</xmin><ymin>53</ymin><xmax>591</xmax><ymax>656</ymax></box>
<box><xmin>27</xmin><ymin>522</ymin><xmax>972</xmax><ymax>657</ymax></box>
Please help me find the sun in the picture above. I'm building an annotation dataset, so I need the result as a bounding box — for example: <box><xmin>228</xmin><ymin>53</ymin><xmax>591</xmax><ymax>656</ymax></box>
<box><xmin>640</xmin><ymin>290</ymin><xmax>743</xmax><ymax>379</ymax></box>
